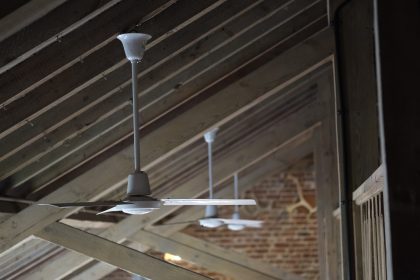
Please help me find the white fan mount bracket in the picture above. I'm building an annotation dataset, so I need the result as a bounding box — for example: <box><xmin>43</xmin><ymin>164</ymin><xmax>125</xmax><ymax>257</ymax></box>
<box><xmin>117</xmin><ymin>33</ymin><xmax>151</xmax><ymax>61</ymax></box>
<box><xmin>204</xmin><ymin>128</ymin><xmax>218</xmax><ymax>143</ymax></box>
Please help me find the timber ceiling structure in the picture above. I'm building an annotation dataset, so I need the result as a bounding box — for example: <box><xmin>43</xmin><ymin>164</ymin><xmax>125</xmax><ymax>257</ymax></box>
<box><xmin>0</xmin><ymin>0</ymin><xmax>340</xmax><ymax>279</ymax></box>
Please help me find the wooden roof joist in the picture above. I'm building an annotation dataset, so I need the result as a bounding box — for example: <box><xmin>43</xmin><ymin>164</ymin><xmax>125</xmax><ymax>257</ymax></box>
<box><xmin>36</xmin><ymin>222</ymin><xmax>210</xmax><ymax>280</ymax></box>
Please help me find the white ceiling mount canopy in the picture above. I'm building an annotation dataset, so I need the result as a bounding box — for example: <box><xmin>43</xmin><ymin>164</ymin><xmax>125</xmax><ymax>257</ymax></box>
<box><xmin>38</xmin><ymin>34</ymin><xmax>256</xmax><ymax>215</ymax></box>
<box><xmin>117</xmin><ymin>33</ymin><xmax>151</xmax><ymax>61</ymax></box>
<box><xmin>203</xmin><ymin>127</ymin><xmax>218</xmax><ymax>144</ymax></box>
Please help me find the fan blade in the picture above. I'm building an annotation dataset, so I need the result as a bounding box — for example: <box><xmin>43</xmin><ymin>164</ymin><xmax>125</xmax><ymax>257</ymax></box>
<box><xmin>97</xmin><ymin>205</ymin><xmax>128</xmax><ymax>215</ymax></box>
<box><xmin>38</xmin><ymin>201</ymin><xmax>123</xmax><ymax>208</ymax></box>
<box><xmin>97</xmin><ymin>201</ymin><xmax>162</xmax><ymax>215</ymax></box>
<box><xmin>161</xmin><ymin>199</ymin><xmax>256</xmax><ymax>206</ymax></box>
<box><xmin>198</xmin><ymin>218</ymin><xmax>224</xmax><ymax>228</ymax></box>
<box><xmin>219</xmin><ymin>219</ymin><xmax>263</xmax><ymax>227</ymax></box>
<box><xmin>154</xmin><ymin>220</ymin><xmax>198</xmax><ymax>226</ymax></box>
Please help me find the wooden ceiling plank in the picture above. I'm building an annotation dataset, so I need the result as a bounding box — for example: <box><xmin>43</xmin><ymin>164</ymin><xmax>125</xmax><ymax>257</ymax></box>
<box><xmin>0</xmin><ymin>0</ymin><xmax>268</xmax><ymax>183</ymax></box>
<box><xmin>0</xmin><ymin>0</ymin><xmax>224</xmax><ymax>137</ymax></box>
<box><xmin>5</xmin><ymin>4</ymin><xmax>327</xmax><ymax>196</ymax></box>
<box><xmin>0</xmin><ymin>0</ymin><xmax>122</xmax><ymax>71</ymax></box>
<box><xmin>0</xmin><ymin>27</ymin><xmax>333</xmax><ymax>257</ymax></box>
<box><xmin>0</xmin><ymin>0</ymin><xmax>175</xmax><ymax>108</ymax></box>
<box><xmin>0</xmin><ymin>0</ymin><xmax>68</xmax><ymax>44</ymax></box>
<box><xmin>26</xmin><ymin>120</ymin><xmax>313</xmax><ymax>280</ymax></box>
<box><xmin>35</xmin><ymin>222</ymin><xmax>209</xmax><ymax>280</ymax></box>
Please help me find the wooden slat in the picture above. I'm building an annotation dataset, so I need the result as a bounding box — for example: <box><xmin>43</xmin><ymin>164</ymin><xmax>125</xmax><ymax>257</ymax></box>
<box><xmin>352</xmin><ymin>165</ymin><xmax>384</xmax><ymax>205</ymax></box>
<box><xmin>28</xmin><ymin>125</ymin><xmax>313</xmax><ymax>280</ymax></box>
<box><xmin>0</xmin><ymin>0</ymin><xmax>174</xmax><ymax>107</ymax></box>
<box><xmin>35</xmin><ymin>222</ymin><xmax>209</xmax><ymax>280</ymax></box>
<box><xmin>0</xmin><ymin>0</ymin><xmax>122</xmax><ymax>72</ymax></box>
<box><xmin>0</xmin><ymin>0</ymin><xmax>67</xmax><ymax>43</ymax></box>
<box><xmin>0</xmin><ymin>27</ymin><xmax>333</xmax><ymax>257</ymax></box>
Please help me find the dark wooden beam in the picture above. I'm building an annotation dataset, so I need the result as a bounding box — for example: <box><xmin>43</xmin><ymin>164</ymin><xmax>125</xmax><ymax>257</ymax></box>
<box><xmin>374</xmin><ymin>0</ymin><xmax>420</xmax><ymax>278</ymax></box>
<box><xmin>0</xmin><ymin>0</ymin><xmax>176</xmax><ymax>107</ymax></box>
<box><xmin>335</xmin><ymin>0</ymin><xmax>380</xmax><ymax>192</ymax></box>
<box><xmin>0</xmin><ymin>0</ymin><xmax>113</xmax><ymax>67</ymax></box>
<box><xmin>333</xmin><ymin>1</ymin><xmax>382</xmax><ymax>278</ymax></box>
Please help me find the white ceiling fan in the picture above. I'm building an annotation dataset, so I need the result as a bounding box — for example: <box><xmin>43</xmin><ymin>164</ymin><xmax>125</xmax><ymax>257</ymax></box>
<box><xmin>39</xmin><ymin>33</ymin><xmax>256</xmax><ymax>215</ymax></box>
<box><xmin>198</xmin><ymin>173</ymin><xmax>263</xmax><ymax>231</ymax></box>
<box><xmin>160</xmin><ymin>172</ymin><xmax>263</xmax><ymax>231</ymax></box>
<box><xmin>199</xmin><ymin>173</ymin><xmax>263</xmax><ymax>231</ymax></box>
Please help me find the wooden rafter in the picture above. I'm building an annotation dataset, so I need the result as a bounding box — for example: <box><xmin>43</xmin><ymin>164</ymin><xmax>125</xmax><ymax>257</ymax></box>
<box><xmin>35</xmin><ymin>222</ymin><xmax>209</xmax><ymax>280</ymax></box>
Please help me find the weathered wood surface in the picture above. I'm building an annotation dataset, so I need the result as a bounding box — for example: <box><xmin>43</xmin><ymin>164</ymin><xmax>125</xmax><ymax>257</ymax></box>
<box><xmin>352</xmin><ymin>165</ymin><xmax>384</xmax><ymax>205</ymax></box>
<box><xmin>0</xmin><ymin>0</ymin><xmax>67</xmax><ymax>44</ymax></box>
<box><xmin>335</xmin><ymin>0</ymin><xmax>380</xmax><ymax>192</ymax></box>
<box><xmin>0</xmin><ymin>0</ymin><xmax>121</xmax><ymax>72</ymax></box>
<box><xmin>0</xmin><ymin>0</ymin><xmax>176</xmax><ymax>107</ymax></box>
<box><xmin>35</xmin><ymin>222</ymin><xmax>209</xmax><ymax>280</ymax></box>
<box><xmin>375</xmin><ymin>0</ymin><xmax>420</xmax><ymax>278</ymax></box>
<box><xmin>313</xmin><ymin>72</ymin><xmax>342</xmax><ymax>279</ymax></box>
<box><xmin>0</xmin><ymin>0</ymin><xmax>223</xmax><ymax>136</ymax></box>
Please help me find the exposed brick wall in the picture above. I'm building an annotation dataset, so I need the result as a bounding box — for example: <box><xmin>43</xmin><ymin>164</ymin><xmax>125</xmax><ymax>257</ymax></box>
<box><xmin>102</xmin><ymin>159</ymin><xmax>319</xmax><ymax>280</ymax></box>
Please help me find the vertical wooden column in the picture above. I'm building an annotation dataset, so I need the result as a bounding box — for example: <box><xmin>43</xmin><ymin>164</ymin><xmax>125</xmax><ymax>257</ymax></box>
<box><xmin>314</xmin><ymin>69</ymin><xmax>341</xmax><ymax>280</ymax></box>
<box><xmin>374</xmin><ymin>0</ymin><xmax>420</xmax><ymax>278</ymax></box>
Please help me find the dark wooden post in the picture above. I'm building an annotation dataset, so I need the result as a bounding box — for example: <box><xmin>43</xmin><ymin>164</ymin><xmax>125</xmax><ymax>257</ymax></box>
<box><xmin>374</xmin><ymin>0</ymin><xmax>420</xmax><ymax>278</ymax></box>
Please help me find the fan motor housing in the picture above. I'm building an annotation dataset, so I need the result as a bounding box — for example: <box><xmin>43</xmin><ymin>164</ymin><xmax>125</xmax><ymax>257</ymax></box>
<box><xmin>204</xmin><ymin>205</ymin><xmax>218</xmax><ymax>218</ymax></box>
<box><xmin>127</xmin><ymin>171</ymin><xmax>151</xmax><ymax>196</ymax></box>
